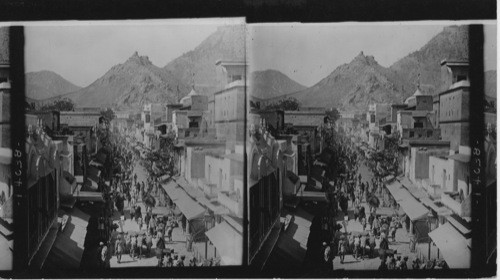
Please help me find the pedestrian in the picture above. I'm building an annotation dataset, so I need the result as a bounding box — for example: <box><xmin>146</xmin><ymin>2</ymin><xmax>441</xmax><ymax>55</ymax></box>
<box><xmin>378</xmin><ymin>257</ymin><xmax>388</xmax><ymax>270</ymax></box>
<box><xmin>189</xmin><ymin>257</ymin><xmax>197</xmax><ymax>267</ymax></box>
<box><xmin>149</xmin><ymin>214</ymin><xmax>157</xmax><ymax>235</ymax></box>
<box><xmin>353</xmin><ymin>206</ymin><xmax>360</xmax><ymax>222</ymax></box>
<box><xmin>380</xmin><ymin>234</ymin><xmax>389</xmax><ymax>250</ymax></box>
<box><xmin>138</xmin><ymin>216</ymin><xmax>143</xmax><ymax>231</ymax></box>
<box><xmin>145</xmin><ymin>211</ymin><xmax>151</xmax><ymax>227</ymax></box>
<box><xmin>359</xmin><ymin>214</ymin><xmax>366</xmax><ymax>229</ymax></box>
<box><xmin>353</xmin><ymin>234</ymin><xmax>360</xmax><ymax>259</ymax></box>
<box><xmin>115</xmin><ymin>235</ymin><xmax>123</xmax><ymax>264</ymax></box>
<box><xmin>99</xmin><ymin>245</ymin><xmax>109</xmax><ymax>268</ymax></box>
<box><xmin>338</xmin><ymin>237</ymin><xmax>346</xmax><ymax>264</ymax></box>
<box><xmin>395</xmin><ymin>256</ymin><xmax>402</xmax><ymax>270</ymax></box>
<box><xmin>130</xmin><ymin>234</ymin><xmax>137</xmax><ymax>260</ymax></box>
<box><xmin>166</xmin><ymin>226</ymin><xmax>173</xmax><ymax>242</ymax></box>
<box><xmin>179</xmin><ymin>255</ymin><xmax>186</xmax><ymax>267</ymax></box>
<box><xmin>145</xmin><ymin>231</ymin><xmax>153</xmax><ymax>257</ymax></box>
<box><xmin>360</xmin><ymin>233</ymin><xmax>367</xmax><ymax>259</ymax></box>
<box><xmin>322</xmin><ymin>242</ymin><xmax>331</xmax><ymax>270</ymax></box>
<box><xmin>400</xmin><ymin>256</ymin><xmax>408</xmax><ymax>270</ymax></box>
<box><xmin>137</xmin><ymin>233</ymin><xmax>145</xmax><ymax>259</ymax></box>
<box><xmin>387</xmin><ymin>254</ymin><xmax>396</xmax><ymax>270</ymax></box>
<box><xmin>156</xmin><ymin>232</ymin><xmax>165</xmax><ymax>267</ymax></box>
<box><xmin>135</xmin><ymin>204</ymin><xmax>142</xmax><ymax>223</ymax></box>
<box><xmin>369</xmin><ymin>231</ymin><xmax>376</xmax><ymax>258</ymax></box>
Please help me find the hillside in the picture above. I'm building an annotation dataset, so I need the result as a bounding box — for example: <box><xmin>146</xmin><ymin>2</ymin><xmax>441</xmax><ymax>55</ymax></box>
<box><xmin>26</xmin><ymin>70</ymin><xmax>82</xmax><ymax>100</ymax></box>
<box><xmin>250</xmin><ymin>69</ymin><xmax>306</xmax><ymax>100</ymax></box>
<box><xmin>291</xmin><ymin>52</ymin><xmax>412</xmax><ymax>109</ymax></box>
<box><xmin>163</xmin><ymin>25</ymin><xmax>245</xmax><ymax>95</ymax></box>
<box><xmin>390</xmin><ymin>25</ymin><xmax>469</xmax><ymax>95</ymax></box>
<box><xmin>56</xmin><ymin>52</ymin><xmax>189</xmax><ymax>110</ymax></box>
<box><xmin>287</xmin><ymin>25</ymin><xmax>470</xmax><ymax>110</ymax></box>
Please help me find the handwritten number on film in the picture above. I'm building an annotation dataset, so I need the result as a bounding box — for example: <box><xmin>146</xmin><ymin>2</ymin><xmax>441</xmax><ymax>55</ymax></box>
<box><xmin>14</xmin><ymin>146</ymin><xmax>23</xmax><ymax>186</ymax></box>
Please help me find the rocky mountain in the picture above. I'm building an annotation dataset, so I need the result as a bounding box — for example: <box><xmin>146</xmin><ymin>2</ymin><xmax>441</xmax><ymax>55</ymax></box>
<box><xmin>163</xmin><ymin>25</ymin><xmax>245</xmax><ymax>95</ymax></box>
<box><xmin>26</xmin><ymin>70</ymin><xmax>82</xmax><ymax>100</ymax></box>
<box><xmin>250</xmin><ymin>69</ymin><xmax>306</xmax><ymax>100</ymax></box>
<box><xmin>485</xmin><ymin>70</ymin><xmax>496</xmax><ymax>100</ymax></box>
<box><xmin>55</xmin><ymin>52</ymin><xmax>189</xmax><ymax>110</ymax></box>
<box><xmin>279</xmin><ymin>25</ymin><xmax>470</xmax><ymax>110</ymax></box>
<box><xmin>390</xmin><ymin>25</ymin><xmax>469</xmax><ymax>95</ymax></box>
<box><xmin>289</xmin><ymin>52</ymin><xmax>413</xmax><ymax>109</ymax></box>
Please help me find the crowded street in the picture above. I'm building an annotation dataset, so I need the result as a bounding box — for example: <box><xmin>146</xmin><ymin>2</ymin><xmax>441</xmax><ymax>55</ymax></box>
<box><xmin>265</xmin><ymin>130</ymin><xmax>446</xmax><ymax>274</ymax></box>
<box><xmin>81</xmin><ymin>131</ymin><xmax>220</xmax><ymax>268</ymax></box>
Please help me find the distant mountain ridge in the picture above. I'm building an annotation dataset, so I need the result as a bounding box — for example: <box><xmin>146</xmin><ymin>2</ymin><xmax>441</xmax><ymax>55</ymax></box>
<box><xmin>277</xmin><ymin>25</ymin><xmax>472</xmax><ymax>110</ymax></box>
<box><xmin>26</xmin><ymin>70</ymin><xmax>82</xmax><ymax>100</ymax></box>
<box><xmin>39</xmin><ymin>25</ymin><xmax>245</xmax><ymax>110</ymax></box>
<box><xmin>250</xmin><ymin>69</ymin><xmax>306</xmax><ymax>100</ymax></box>
<box><xmin>50</xmin><ymin>52</ymin><xmax>189</xmax><ymax>110</ymax></box>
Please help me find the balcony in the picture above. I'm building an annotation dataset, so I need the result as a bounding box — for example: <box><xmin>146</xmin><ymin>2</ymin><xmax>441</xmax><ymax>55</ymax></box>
<box><xmin>402</xmin><ymin>128</ymin><xmax>440</xmax><ymax>140</ymax></box>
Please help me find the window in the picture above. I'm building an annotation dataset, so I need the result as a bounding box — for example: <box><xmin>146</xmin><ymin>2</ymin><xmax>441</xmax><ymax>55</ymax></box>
<box><xmin>409</xmin><ymin>131</ymin><xmax>415</xmax><ymax>138</ymax></box>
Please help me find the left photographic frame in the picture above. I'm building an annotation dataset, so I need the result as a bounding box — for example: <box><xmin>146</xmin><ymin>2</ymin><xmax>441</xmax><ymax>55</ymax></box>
<box><xmin>15</xmin><ymin>19</ymin><xmax>246</xmax><ymax>276</ymax></box>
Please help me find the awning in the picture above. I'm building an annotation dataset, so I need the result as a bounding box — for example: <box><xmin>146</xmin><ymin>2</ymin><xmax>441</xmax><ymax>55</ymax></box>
<box><xmin>428</xmin><ymin>223</ymin><xmax>471</xmax><ymax>269</ymax></box>
<box><xmin>175</xmin><ymin>192</ymin><xmax>205</xmax><ymax>220</ymax></box>
<box><xmin>176</xmin><ymin>178</ymin><xmax>204</xmax><ymax>199</ymax></box>
<box><xmin>399</xmin><ymin>177</ymin><xmax>428</xmax><ymax>200</ymax></box>
<box><xmin>161</xmin><ymin>181</ymin><xmax>182</xmax><ymax>201</ymax></box>
<box><xmin>205</xmin><ymin>221</ymin><xmax>243</xmax><ymax>265</ymax></box>
<box><xmin>385</xmin><ymin>180</ymin><xmax>405</xmax><ymax>201</ymax></box>
<box><xmin>420</xmin><ymin>197</ymin><xmax>453</xmax><ymax>216</ymax></box>
<box><xmin>398</xmin><ymin>194</ymin><xmax>429</xmax><ymax>221</ymax></box>
<box><xmin>383</xmin><ymin>175</ymin><xmax>395</xmax><ymax>183</ymax></box>
<box><xmin>44</xmin><ymin>208</ymin><xmax>90</xmax><ymax>269</ymax></box>
<box><xmin>75</xmin><ymin>191</ymin><xmax>104</xmax><ymax>202</ymax></box>
<box><xmin>196</xmin><ymin>196</ymin><xmax>220</xmax><ymax>213</ymax></box>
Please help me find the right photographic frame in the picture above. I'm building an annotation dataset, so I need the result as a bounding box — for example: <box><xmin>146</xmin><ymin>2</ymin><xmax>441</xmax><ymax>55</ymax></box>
<box><xmin>246</xmin><ymin>22</ymin><xmax>496</xmax><ymax>276</ymax></box>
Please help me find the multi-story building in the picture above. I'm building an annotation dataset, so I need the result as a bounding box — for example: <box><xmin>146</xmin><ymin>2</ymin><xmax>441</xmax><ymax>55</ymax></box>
<box><xmin>283</xmin><ymin>109</ymin><xmax>324</xmax><ymax>154</ymax></box>
<box><xmin>161</xmin><ymin>59</ymin><xmax>246</xmax><ymax>266</ymax></box>
<box><xmin>367</xmin><ymin>103</ymin><xmax>391</xmax><ymax>149</ymax></box>
<box><xmin>438</xmin><ymin>60</ymin><xmax>470</xmax><ymax>152</ymax></box>
<box><xmin>247</xmin><ymin>118</ymin><xmax>283</xmax><ymax>269</ymax></box>
<box><xmin>59</xmin><ymin>111</ymin><xmax>101</xmax><ymax>154</ymax></box>
<box><xmin>213</xmin><ymin>61</ymin><xmax>246</xmax><ymax>144</ymax></box>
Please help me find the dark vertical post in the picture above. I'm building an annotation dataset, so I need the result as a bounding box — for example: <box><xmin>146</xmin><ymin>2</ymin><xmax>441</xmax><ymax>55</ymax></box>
<box><xmin>468</xmin><ymin>25</ymin><xmax>487</xmax><ymax>275</ymax></box>
<box><xmin>11</xmin><ymin>26</ymin><xmax>27</xmax><ymax>271</ymax></box>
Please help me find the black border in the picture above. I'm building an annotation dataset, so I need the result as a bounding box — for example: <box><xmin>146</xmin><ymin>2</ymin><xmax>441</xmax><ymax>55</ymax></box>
<box><xmin>0</xmin><ymin>0</ymin><xmax>495</xmax><ymax>22</ymax></box>
<box><xmin>0</xmin><ymin>0</ymin><xmax>497</xmax><ymax>278</ymax></box>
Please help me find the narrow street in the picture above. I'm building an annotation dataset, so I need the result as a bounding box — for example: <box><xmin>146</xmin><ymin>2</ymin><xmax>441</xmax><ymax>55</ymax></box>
<box><xmin>107</xmin><ymin>156</ymin><xmax>196</xmax><ymax>267</ymax></box>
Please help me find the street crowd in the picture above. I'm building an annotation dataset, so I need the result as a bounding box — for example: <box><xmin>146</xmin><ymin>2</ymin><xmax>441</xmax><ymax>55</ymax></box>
<box><xmin>314</xmin><ymin>131</ymin><xmax>449</xmax><ymax>271</ymax></box>
<box><xmin>92</xmin><ymin>132</ymin><xmax>217</xmax><ymax>268</ymax></box>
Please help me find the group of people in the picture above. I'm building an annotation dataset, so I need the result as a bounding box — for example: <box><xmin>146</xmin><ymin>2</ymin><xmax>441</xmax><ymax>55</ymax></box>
<box><xmin>94</xmin><ymin>132</ymin><xmax>222</xmax><ymax>268</ymax></box>
<box><xmin>313</xmin><ymin>132</ymin><xmax>418</xmax><ymax>271</ymax></box>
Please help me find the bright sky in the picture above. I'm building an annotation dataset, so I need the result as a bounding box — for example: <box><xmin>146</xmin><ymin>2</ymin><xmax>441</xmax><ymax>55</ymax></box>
<box><xmin>25</xmin><ymin>19</ymin><xmax>243</xmax><ymax>87</ymax></box>
<box><xmin>249</xmin><ymin>22</ymin><xmax>497</xmax><ymax>87</ymax></box>
<box><xmin>25</xmin><ymin>20</ymin><xmax>496</xmax><ymax>88</ymax></box>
